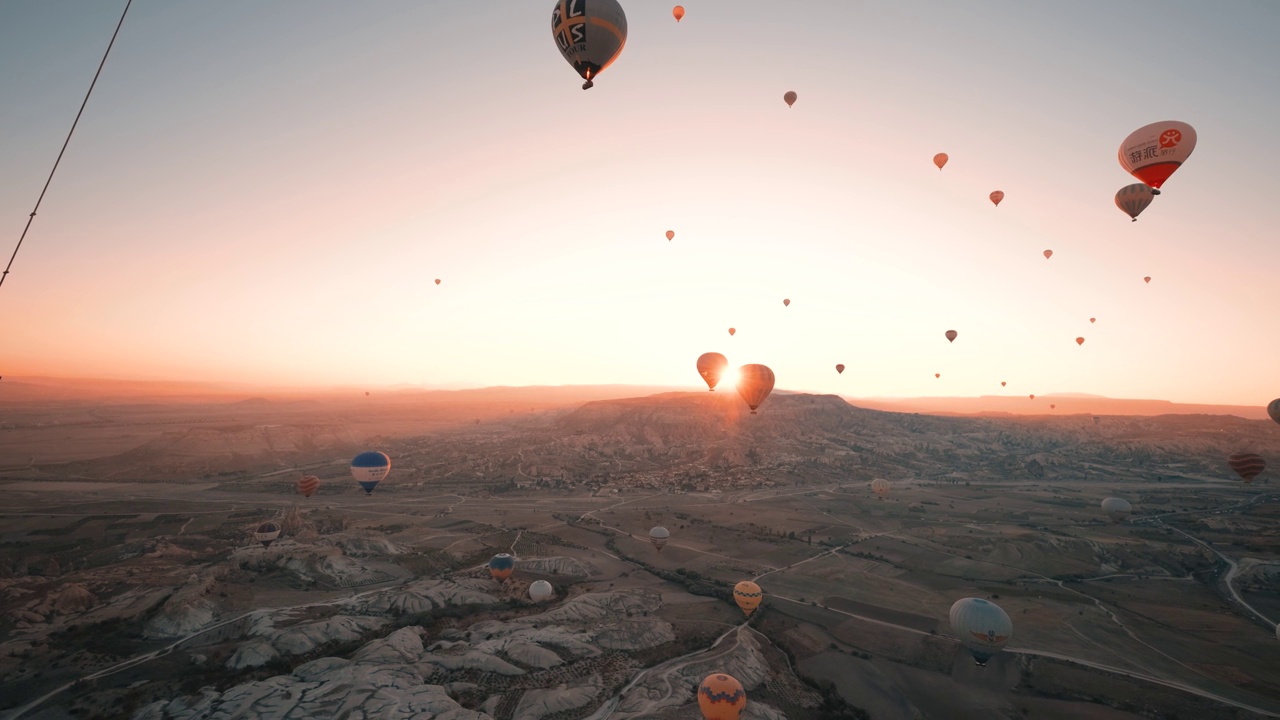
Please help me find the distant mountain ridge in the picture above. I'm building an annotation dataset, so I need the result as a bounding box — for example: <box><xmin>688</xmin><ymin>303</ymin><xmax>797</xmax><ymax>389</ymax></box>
<box><xmin>845</xmin><ymin>394</ymin><xmax>1269</xmax><ymax>420</ymax></box>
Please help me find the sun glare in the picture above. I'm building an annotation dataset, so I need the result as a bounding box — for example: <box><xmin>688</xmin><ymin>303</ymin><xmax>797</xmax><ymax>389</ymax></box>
<box><xmin>724</xmin><ymin>366</ymin><xmax>742</xmax><ymax>391</ymax></box>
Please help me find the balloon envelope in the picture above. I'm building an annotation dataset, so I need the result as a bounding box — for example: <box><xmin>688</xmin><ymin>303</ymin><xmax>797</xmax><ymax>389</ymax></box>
<box><xmin>649</xmin><ymin>526</ymin><xmax>670</xmax><ymax>551</ymax></box>
<box><xmin>1144</xmin><ymin>276</ymin><xmax>1151</xmax><ymax>283</ymax></box>
<box><xmin>1228</xmin><ymin>453</ymin><xmax>1266</xmax><ymax>483</ymax></box>
<box><xmin>835</xmin><ymin>364</ymin><xmax>845</xmax><ymax>374</ymax></box>
<box><xmin>351</xmin><ymin>451</ymin><xmax>391</xmax><ymax>494</ymax></box>
<box><xmin>783</xmin><ymin>90</ymin><xmax>797</xmax><ymax>107</ymax></box>
<box><xmin>949</xmin><ymin>597</ymin><xmax>1012</xmax><ymax>666</ymax></box>
<box><xmin>871</xmin><ymin>478</ymin><xmax>890</xmax><ymax>499</ymax></box>
<box><xmin>1119</xmin><ymin>121</ymin><xmax>1196</xmax><ymax>189</ymax></box>
<box><xmin>1076</xmin><ymin>337</ymin><xmax>1085</xmax><ymax>346</ymax></box>
<box><xmin>735</xmin><ymin>365</ymin><xmax>775</xmax><ymax>414</ymax></box>
<box><xmin>945</xmin><ymin>330</ymin><xmax>957</xmax><ymax>343</ymax></box>
<box><xmin>1090</xmin><ymin>318</ymin><xmax>1096</xmax><ymax>323</ymax></box>
<box><xmin>489</xmin><ymin>553</ymin><xmax>515</xmax><ymax>580</ymax></box>
<box><xmin>1101</xmin><ymin>497</ymin><xmax>1132</xmax><ymax>523</ymax></box>
<box><xmin>933</xmin><ymin>153</ymin><xmax>948</xmax><ymax>170</ymax></box>
<box><xmin>1043</xmin><ymin>249</ymin><xmax>1053</xmax><ymax>259</ymax></box>
<box><xmin>698</xmin><ymin>673</ymin><xmax>747</xmax><ymax>720</ymax></box>
<box><xmin>1115</xmin><ymin>183</ymin><xmax>1159</xmax><ymax>221</ymax></box>
<box><xmin>434</xmin><ymin>279</ymin><xmax>441</xmax><ymax>285</ymax></box>
<box><xmin>728</xmin><ymin>327</ymin><xmax>735</xmax><ymax>336</ymax></box>
<box><xmin>529</xmin><ymin>580</ymin><xmax>554</xmax><ymax>602</ymax></box>
<box><xmin>551</xmin><ymin>0</ymin><xmax>628</xmax><ymax>89</ymax></box>
<box><xmin>297</xmin><ymin>475</ymin><xmax>321</xmax><ymax>498</ymax></box>
<box><xmin>697</xmin><ymin>352</ymin><xmax>729</xmax><ymax>391</ymax></box>
<box><xmin>666</xmin><ymin>230</ymin><xmax>675</xmax><ymax>241</ymax></box>
<box><xmin>1268</xmin><ymin>399</ymin><xmax>1280</xmax><ymax>426</ymax></box>
<box><xmin>733</xmin><ymin>581</ymin><xmax>762</xmax><ymax>616</ymax></box>
<box><xmin>989</xmin><ymin>190</ymin><xmax>1004</xmax><ymax>206</ymax></box>
<box><xmin>672</xmin><ymin>5</ymin><xmax>684</xmax><ymax>21</ymax></box>
<box><xmin>253</xmin><ymin>521</ymin><xmax>281</xmax><ymax>548</ymax></box>
<box><xmin>782</xmin><ymin>298</ymin><xmax>790</xmax><ymax>307</ymax></box>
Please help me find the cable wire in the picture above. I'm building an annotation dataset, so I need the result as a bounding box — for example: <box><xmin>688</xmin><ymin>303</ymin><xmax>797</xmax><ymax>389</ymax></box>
<box><xmin>1</xmin><ymin>0</ymin><xmax>133</xmax><ymax>291</ymax></box>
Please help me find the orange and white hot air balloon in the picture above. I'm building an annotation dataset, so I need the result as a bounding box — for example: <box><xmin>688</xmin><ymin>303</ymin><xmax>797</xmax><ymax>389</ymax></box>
<box><xmin>933</xmin><ymin>153</ymin><xmax>948</xmax><ymax>171</ymax></box>
<box><xmin>672</xmin><ymin>5</ymin><xmax>684</xmax><ymax>22</ymax></box>
<box><xmin>696</xmin><ymin>352</ymin><xmax>728</xmax><ymax>391</ymax></box>
<box><xmin>551</xmin><ymin>0</ymin><xmax>628</xmax><ymax>90</ymax></box>
<box><xmin>989</xmin><ymin>190</ymin><xmax>1004</xmax><ymax>207</ymax></box>
<box><xmin>733</xmin><ymin>580</ymin><xmax>762</xmax><ymax>616</ymax></box>
<box><xmin>735</xmin><ymin>364</ymin><xmax>774</xmax><ymax>414</ymax></box>
<box><xmin>1043</xmin><ymin>249</ymin><xmax>1053</xmax><ymax>259</ymax></box>
<box><xmin>1119</xmin><ymin>121</ymin><xmax>1196</xmax><ymax>189</ymax></box>
<box><xmin>297</xmin><ymin>475</ymin><xmax>321</xmax><ymax>498</ymax></box>
<box><xmin>783</xmin><ymin>90</ymin><xmax>797</xmax><ymax>108</ymax></box>
<box><xmin>698</xmin><ymin>673</ymin><xmax>746</xmax><ymax>720</ymax></box>
<box><xmin>1115</xmin><ymin>183</ymin><xmax>1160</xmax><ymax>221</ymax></box>
<box><xmin>1076</xmin><ymin>337</ymin><xmax>1085</xmax><ymax>346</ymax></box>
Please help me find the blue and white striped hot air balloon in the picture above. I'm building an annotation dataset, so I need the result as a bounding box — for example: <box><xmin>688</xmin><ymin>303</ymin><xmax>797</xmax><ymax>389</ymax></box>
<box><xmin>949</xmin><ymin>597</ymin><xmax>1013</xmax><ymax>666</ymax></box>
<box><xmin>351</xmin><ymin>451</ymin><xmax>390</xmax><ymax>495</ymax></box>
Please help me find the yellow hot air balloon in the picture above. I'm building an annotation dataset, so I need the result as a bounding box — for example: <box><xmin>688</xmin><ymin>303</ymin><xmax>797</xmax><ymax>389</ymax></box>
<box><xmin>783</xmin><ymin>90</ymin><xmax>797</xmax><ymax>108</ymax></box>
<box><xmin>1119</xmin><ymin>121</ymin><xmax>1196</xmax><ymax>189</ymax></box>
<box><xmin>933</xmin><ymin>153</ymin><xmax>948</xmax><ymax>171</ymax></box>
<box><xmin>733</xmin><ymin>580</ymin><xmax>762</xmax><ymax>616</ymax></box>
<box><xmin>665</xmin><ymin>230</ymin><xmax>675</xmax><ymax>241</ymax></box>
<box><xmin>735</xmin><ymin>364</ymin><xmax>774</xmax><ymax>414</ymax></box>
<box><xmin>696</xmin><ymin>352</ymin><xmax>728</xmax><ymax>392</ymax></box>
<box><xmin>989</xmin><ymin>190</ymin><xmax>1004</xmax><ymax>206</ymax></box>
<box><xmin>673</xmin><ymin>5</ymin><xmax>684</xmax><ymax>21</ymax></box>
<box><xmin>871</xmin><ymin>478</ymin><xmax>890</xmax><ymax>499</ymax></box>
<box><xmin>698</xmin><ymin>673</ymin><xmax>746</xmax><ymax>720</ymax></box>
<box><xmin>1043</xmin><ymin>249</ymin><xmax>1053</xmax><ymax>259</ymax></box>
<box><xmin>551</xmin><ymin>0</ymin><xmax>628</xmax><ymax>90</ymax></box>
<box><xmin>1115</xmin><ymin>183</ymin><xmax>1160</xmax><ymax>221</ymax></box>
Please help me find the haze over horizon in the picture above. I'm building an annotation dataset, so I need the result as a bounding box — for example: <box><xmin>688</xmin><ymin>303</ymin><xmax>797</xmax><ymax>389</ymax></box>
<box><xmin>3</xmin><ymin>1</ymin><xmax>1279</xmax><ymax>407</ymax></box>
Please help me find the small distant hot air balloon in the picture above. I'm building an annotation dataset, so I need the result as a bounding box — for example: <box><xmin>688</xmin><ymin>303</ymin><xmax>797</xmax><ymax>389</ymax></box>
<box><xmin>529</xmin><ymin>580</ymin><xmax>554</xmax><ymax>602</ymax></box>
<box><xmin>1101</xmin><ymin>497</ymin><xmax>1132</xmax><ymax>523</ymax></box>
<box><xmin>989</xmin><ymin>190</ymin><xmax>1004</xmax><ymax>207</ymax></box>
<box><xmin>835</xmin><ymin>364</ymin><xmax>845</xmax><ymax>374</ymax></box>
<box><xmin>1119</xmin><ymin>121</ymin><xmax>1197</xmax><ymax>189</ymax></box>
<box><xmin>935</xmin><ymin>373</ymin><xmax>941</xmax><ymax>379</ymax></box>
<box><xmin>253</xmin><ymin>521</ymin><xmax>281</xmax><ymax>548</ymax></box>
<box><xmin>698</xmin><ymin>673</ymin><xmax>747</xmax><ymax>720</ymax></box>
<box><xmin>733</xmin><ymin>580</ymin><xmax>762</xmax><ymax>616</ymax></box>
<box><xmin>1090</xmin><ymin>317</ymin><xmax>1096</xmax><ymax>323</ymax></box>
<box><xmin>351</xmin><ymin>451</ymin><xmax>391</xmax><ymax>495</ymax></box>
<box><xmin>489</xmin><ymin>553</ymin><xmax>515</xmax><ymax>581</ymax></box>
<box><xmin>1029</xmin><ymin>394</ymin><xmax>1035</xmax><ymax>399</ymax></box>
<box><xmin>871</xmin><ymin>478</ymin><xmax>890</xmax><ymax>500</ymax></box>
<box><xmin>728</xmin><ymin>327</ymin><xmax>736</xmax><ymax>336</ymax></box>
<box><xmin>950</xmin><ymin>597</ymin><xmax>1012</xmax><ymax>666</ymax></box>
<box><xmin>649</xmin><ymin>526</ymin><xmax>670</xmax><ymax>552</ymax></box>
<box><xmin>1115</xmin><ymin>183</ymin><xmax>1160</xmax><ymax>221</ymax></box>
<box><xmin>1267</xmin><ymin>399</ymin><xmax>1280</xmax><ymax>426</ymax></box>
<box><xmin>551</xmin><ymin>0</ymin><xmax>628</xmax><ymax>90</ymax></box>
<box><xmin>735</xmin><ymin>364</ymin><xmax>774</xmax><ymax>415</ymax></box>
<box><xmin>672</xmin><ymin>5</ymin><xmax>684</xmax><ymax>21</ymax></box>
<box><xmin>1143</xmin><ymin>276</ymin><xmax>1151</xmax><ymax>284</ymax></box>
<box><xmin>697</xmin><ymin>352</ymin><xmax>729</xmax><ymax>391</ymax></box>
<box><xmin>1043</xmin><ymin>249</ymin><xmax>1053</xmax><ymax>259</ymax></box>
<box><xmin>434</xmin><ymin>279</ymin><xmax>441</xmax><ymax>285</ymax></box>
<box><xmin>783</xmin><ymin>90</ymin><xmax>797</xmax><ymax>108</ymax></box>
<box><xmin>1050</xmin><ymin>404</ymin><xmax>1056</xmax><ymax>409</ymax></box>
<box><xmin>1001</xmin><ymin>381</ymin><xmax>1007</xmax><ymax>387</ymax></box>
<box><xmin>297</xmin><ymin>475</ymin><xmax>320</xmax><ymax>498</ymax></box>
<box><xmin>933</xmin><ymin>153</ymin><xmax>948</xmax><ymax>171</ymax></box>
<box><xmin>1076</xmin><ymin>337</ymin><xmax>1085</xmax><ymax>346</ymax></box>
<box><xmin>666</xmin><ymin>230</ymin><xmax>675</xmax><ymax>241</ymax></box>
<box><xmin>945</xmin><ymin>330</ymin><xmax>957</xmax><ymax>343</ymax></box>
<box><xmin>782</xmin><ymin>298</ymin><xmax>790</xmax><ymax>307</ymax></box>
<box><xmin>1228</xmin><ymin>453</ymin><xmax>1266</xmax><ymax>483</ymax></box>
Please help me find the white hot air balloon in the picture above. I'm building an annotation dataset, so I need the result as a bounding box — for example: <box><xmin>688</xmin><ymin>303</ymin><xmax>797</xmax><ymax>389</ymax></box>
<box><xmin>949</xmin><ymin>597</ymin><xmax>1013</xmax><ymax>666</ymax></box>
<box><xmin>1101</xmin><ymin>497</ymin><xmax>1132</xmax><ymax>523</ymax></box>
<box><xmin>1115</xmin><ymin>183</ymin><xmax>1159</xmax><ymax>221</ymax></box>
<box><xmin>649</xmin><ymin>526</ymin><xmax>670</xmax><ymax>552</ymax></box>
<box><xmin>1118</xmin><ymin>121</ymin><xmax>1197</xmax><ymax>189</ymax></box>
<box><xmin>529</xmin><ymin>580</ymin><xmax>554</xmax><ymax>602</ymax></box>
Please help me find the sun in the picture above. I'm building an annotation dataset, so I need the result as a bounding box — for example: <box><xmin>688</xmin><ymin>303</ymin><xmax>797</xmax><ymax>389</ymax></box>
<box><xmin>722</xmin><ymin>365</ymin><xmax>741</xmax><ymax>391</ymax></box>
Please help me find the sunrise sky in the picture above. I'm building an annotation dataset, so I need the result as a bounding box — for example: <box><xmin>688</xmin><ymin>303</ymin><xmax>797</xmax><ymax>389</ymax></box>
<box><xmin>1</xmin><ymin>1</ymin><xmax>1278</xmax><ymax>405</ymax></box>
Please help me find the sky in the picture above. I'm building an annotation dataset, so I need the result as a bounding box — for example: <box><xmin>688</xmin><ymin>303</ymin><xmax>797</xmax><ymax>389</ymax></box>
<box><xmin>1</xmin><ymin>0</ymin><xmax>1278</xmax><ymax>405</ymax></box>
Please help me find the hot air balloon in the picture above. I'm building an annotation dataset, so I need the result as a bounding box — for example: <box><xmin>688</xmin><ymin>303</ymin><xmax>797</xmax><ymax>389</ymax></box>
<box><xmin>783</xmin><ymin>91</ymin><xmax>797</xmax><ymax>108</ymax></box>
<box><xmin>728</xmin><ymin>327</ymin><xmax>735</xmax><ymax>336</ymax></box>
<box><xmin>1101</xmin><ymin>497</ymin><xmax>1132</xmax><ymax>523</ymax></box>
<box><xmin>835</xmin><ymin>364</ymin><xmax>845</xmax><ymax>374</ymax></box>
<box><xmin>735</xmin><ymin>364</ymin><xmax>774</xmax><ymax>415</ymax></box>
<box><xmin>1143</xmin><ymin>276</ymin><xmax>1151</xmax><ymax>283</ymax></box>
<box><xmin>697</xmin><ymin>352</ymin><xmax>728</xmax><ymax>391</ymax></box>
<box><xmin>666</xmin><ymin>230</ymin><xmax>675</xmax><ymax>241</ymax></box>
<box><xmin>1001</xmin><ymin>381</ymin><xmax>1006</xmax><ymax>387</ymax></box>
<box><xmin>529</xmin><ymin>580</ymin><xmax>554</xmax><ymax>602</ymax></box>
<box><xmin>649</xmin><ymin>526</ymin><xmax>670</xmax><ymax>552</ymax></box>
<box><xmin>297</xmin><ymin>475</ymin><xmax>320</xmax><ymax>498</ymax></box>
<box><xmin>933</xmin><ymin>153</ymin><xmax>948</xmax><ymax>171</ymax></box>
<box><xmin>698</xmin><ymin>673</ymin><xmax>747</xmax><ymax>720</ymax></box>
<box><xmin>989</xmin><ymin>190</ymin><xmax>1004</xmax><ymax>207</ymax></box>
<box><xmin>253</xmin><ymin>521</ymin><xmax>281</xmax><ymax>548</ymax></box>
<box><xmin>489</xmin><ymin>553</ymin><xmax>515</xmax><ymax>581</ymax></box>
<box><xmin>945</xmin><ymin>330</ymin><xmax>957</xmax><ymax>343</ymax></box>
<box><xmin>1076</xmin><ymin>337</ymin><xmax>1085</xmax><ymax>346</ymax></box>
<box><xmin>782</xmin><ymin>299</ymin><xmax>790</xmax><ymax>307</ymax></box>
<box><xmin>351</xmin><ymin>451</ymin><xmax>390</xmax><ymax>495</ymax></box>
<box><xmin>949</xmin><ymin>597</ymin><xmax>1012</xmax><ymax>666</ymax></box>
<box><xmin>1029</xmin><ymin>394</ymin><xmax>1035</xmax><ymax>399</ymax></box>
<box><xmin>1043</xmin><ymin>249</ymin><xmax>1053</xmax><ymax>259</ymax></box>
<box><xmin>1228</xmin><ymin>453</ymin><xmax>1266</xmax><ymax>483</ymax></box>
<box><xmin>434</xmin><ymin>279</ymin><xmax>441</xmax><ymax>285</ymax></box>
<box><xmin>672</xmin><ymin>5</ymin><xmax>684</xmax><ymax>21</ymax></box>
<box><xmin>551</xmin><ymin>0</ymin><xmax>628</xmax><ymax>90</ymax></box>
<box><xmin>1090</xmin><ymin>318</ymin><xmax>1096</xmax><ymax>323</ymax></box>
<box><xmin>1115</xmin><ymin>183</ymin><xmax>1160</xmax><ymax>221</ymax></box>
<box><xmin>935</xmin><ymin>373</ymin><xmax>941</xmax><ymax>379</ymax></box>
<box><xmin>1268</xmin><ymin>399</ymin><xmax>1280</xmax><ymax>425</ymax></box>
<box><xmin>1119</xmin><ymin>121</ymin><xmax>1196</xmax><ymax>189</ymax></box>
<box><xmin>871</xmin><ymin>478</ymin><xmax>890</xmax><ymax>500</ymax></box>
<box><xmin>733</xmin><ymin>580</ymin><xmax>762</xmax><ymax>616</ymax></box>
<box><xmin>1050</xmin><ymin>404</ymin><xmax>1056</xmax><ymax>409</ymax></box>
